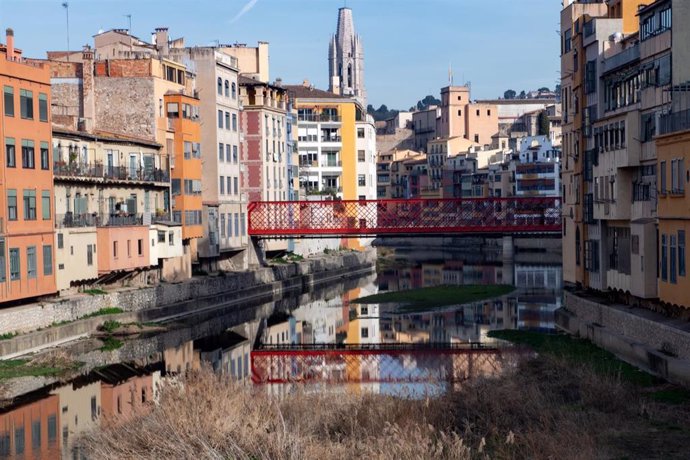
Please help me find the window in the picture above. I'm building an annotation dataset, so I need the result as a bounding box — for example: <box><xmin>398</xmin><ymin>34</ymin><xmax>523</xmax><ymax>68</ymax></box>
<box><xmin>9</xmin><ymin>248</ymin><xmax>19</xmax><ymax>280</ymax></box>
<box><xmin>361</xmin><ymin>327</ymin><xmax>369</xmax><ymax>338</ymax></box>
<box><xmin>225</xmin><ymin>111</ymin><xmax>230</xmax><ymax>130</ymax></box>
<box><xmin>227</xmin><ymin>176</ymin><xmax>231</xmax><ymax>195</ymax></box>
<box><xmin>184</xmin><ymin>141</ymin><xmax>192</xmax><ymax>159</ymax></box>
<box><xmin>21</xmin><ymin>139</ymin><xmax>34</xmax><ymax>168</ymax></box>
<box><xmin>217</xmin><ymin>77</ymin><xmax>222</xmax><ymax>95</ymax></box>
<box><xmin>220</xmin><ymin>213</ymin><xmax>226</xmax><ymax>238</ymax></box>
<box><xmin>225</xmin><ymin>144</ymin><xmax>231</xmax><ymax>162</ymax></box>
<box><xmin>3</xmin><ymin>86</ymin><xmax>13</xmax><ymax>117</ymax></box>
<box><xmin>231</xmin><ymin>82</ymin><xmax>236</xmax><ymax>99</ymax></box>
<box><xmin>113</xmin><ymin>241</ymin><xmax>118</xmax><ymax>258</ymax></box>
<box><xmin>138</xmin><ymin>239</ymin><xmax>143</xmax><ymax>256</ymax></box>
<box><xmin>563</xmin><ymin>28</ymin><xmax>572</xmax><ymax>53</ymax></box>
<box><xmin>87</xmin><ymin>244</ymin><xmax>93</xmax><ymax>266</ymax></box>
<box><xmin>20</xmin><ymin>89</ymin><xmax>33</xmax><ymax>119</ymax></box>
<box><xmin>40</xmin><ymin>142</ymin><xmax>49</xmax><ymax>170</ymax></box>
<box><xmin>57</xmin><ymin>233</ymin><xmax>64</xmax><ymax>249</ymax></box>
<box><xmin>233</xmin><ymin>145</ymin><xmax>238</xmax><ymax>163</ymax></box>
<box><xmin>234</xmin><ymin>213</ymin><xmax>239</xmax><ymax>237</ymax></box>
<box><xmin>41</xmin><ymin>190</ymin><xmax>50</xmax><ymax>220</ymax></box>
<box><xmin>218</xmin><ymin>110</ymin><xmax>223</xmax><ymax>128</ymax></box>
<box><xmin>680</xmin><ymin>230</ymin><xmax>686</xmax><ymax>277</ymax></box>
<box><xmin>232</xmin><ymin>113</ymin><xmax>237</xmax><ymax>131</ymax></box>
<box><xmin>43</xmin><ymin>245</ymin><xmax>52</xmax><ymax>276</ymax></box>
<box><xmin>26</xmin><ymin>246</ymin><xmax>36</xmax><ymax>279</ymax></box>
<box><xmin>157</xmin><ymin>231</ymin><xmax>166</xmax><ymax>243</ymax></box>
<box><xmin>240</xmin><ymin>212</ymin><xmax>245</xmax><ymax>235</ymax></box>
<box><xmin>219</xmin><ymin>176</ymin><xmax>225</xmax><ymax>194</ymax></box>
<box><xmin>224</xmin><ymin>80</ymin><xmax>229</xmax><ymax>97</ymax></box>
<box><xmin>358</xmin><ymin>174</ymin><xmax>366</xmax><ymax>186</ymax></box>
<box><xmin>661</xmin><ymin>234</ymin><xmax>668</xmax><ymax>281</ymax></box>
<box><xmin>169</xmin><ymin>231</ymin><xmax>174</xmax><ymax>246</ymax></box>
<box><xmin>38</xmin><ymin>93</ymin><xmax>48</xmax><ymax>122</ymax></box>
<box><xmin>234</xmin><ymin>177</ymin><xmax>238</xmax><ymax>195</ymax></box>
<box><xmin>670</xmin><ymin>234</ymin><xmax>677</xmax><ymax>284</ymax></box>
<box><xmin>31</xmin><ymin>420</ymin><xmax>40</xmax><ymax>449</ymax></box>
<box><xmin>23</xmin><ymin>190</ymin><xmax>36</xmax><ymax>220</ymax></box>
<box><xmin>218</xmin><ymin>143</ymin><xmax>224</xmax><ymax>161</ymax></box>
<box><xmin>671</xmin><ymin>158</ymin><xmax>685</xmax><ymax>194</ymax></box>
<box><xmin>575</xmin><ymin>227</ymin><xmax>582</xmax><ymax>266</ymax></box>
<box><xmin>357</xmin><ymin>128</ymin><xmax>365</xmax><ymax>138</ymax></box>
<box><xmin>127</xmin><ymin>240</ymin><xmax>131</xmax><ymax>257</ymax></box>
<box><xmin>7</xmin><ymin>190</ymin><xmax>16</xmax><ymax>221</ymax></box>
<box><xmin>171</xmin><ymin>178</ymin><xmax>181</xmax><ymax>196</ymax></box>
<box><xmin>5</xmin><ymin>138</ymin><xmax>15</xmax><ymax>167</ymax></box>
<box><xmin>474</xmin><ymin>134</ymin><xmax>479</xmax><ymax>143</ymax></box>
<box><xmin>660</xmin><ymin>160</ymin><xmax>667</xmax><ymax>193</ymax></box>
<box><xmin>0</xmin><ymin>240</ymin><xmax>5</xmax><ymax>282</ymax></box>
<box><xmin>358</xmin><ymin>150</ymin><xmax>366</xmax><ymax>162</ymax></box>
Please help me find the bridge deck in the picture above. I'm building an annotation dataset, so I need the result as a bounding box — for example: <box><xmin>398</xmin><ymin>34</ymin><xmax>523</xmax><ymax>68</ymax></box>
<box><xmin>248</xmin><ymin>197</ymin><xmax>561</xmax><ymax>238</ymax></box>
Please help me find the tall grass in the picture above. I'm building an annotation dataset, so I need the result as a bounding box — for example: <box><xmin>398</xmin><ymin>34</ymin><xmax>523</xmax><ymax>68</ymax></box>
<box><xmin>78</xmin><ymin>348</ymin><xmax>662</xmax><ymax>460</ymax></box>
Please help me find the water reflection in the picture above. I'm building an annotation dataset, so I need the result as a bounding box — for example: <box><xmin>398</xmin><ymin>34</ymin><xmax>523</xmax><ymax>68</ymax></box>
<box><xmin>0</xmin><ymin>243</ymin><xmax>561</xmax><ymax>458</ymax></box>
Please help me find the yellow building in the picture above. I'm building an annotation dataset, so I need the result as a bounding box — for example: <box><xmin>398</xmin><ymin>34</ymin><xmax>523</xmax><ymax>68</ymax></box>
<box><xmin>286</xmin><ymin>82</ymin><xmax>367</xmax><ymax>249</ymax></box>
<box><xmin>656</xmin><ymin>130</ymin><xmax>689</xmax><ymax>308</ymax></box>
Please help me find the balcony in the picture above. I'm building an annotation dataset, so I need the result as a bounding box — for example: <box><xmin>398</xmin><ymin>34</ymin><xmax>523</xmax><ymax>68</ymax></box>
<box><xmin>56</xmin><ymin>212</ymin><xmax>144</xmax><ymax>229</ymax></box>
<box><xmin>298</xmin><ymin>113</ymin><xmax>341</xmax><ymax>123</ymax></box>
<box><xmin>321</xmin><ymin>136</ymin><xmax>342</xmax><ymax>143</ymax></box>
<box><xmin>659</xmin><ymin>109</ymin><xmax>690</xmax><ymax>136</ymax></box>
<box><xmin>321</xmin><ymin>160</ymin><xmax>342</xmax><ymax>168</ymax></box>
<box><xmin>54</xmin><ymin>162</ymin><xmax>170</xmax><ymax>184</ymax></box>
<box><xmin>601</xmin><ymin>44</ymin><xmax>639</xmax><ymax>75</ymax></box>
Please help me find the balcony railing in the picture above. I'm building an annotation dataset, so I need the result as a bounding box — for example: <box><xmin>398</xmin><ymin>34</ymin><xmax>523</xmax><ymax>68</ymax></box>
<box><xmin>54</xmin><ymin>162</ymin><xmax>170</xmax><ymax>183</ymax></box>
<box><xmin>321</xmin><ymin>136</ymin><xmax>342</xmax><ymax>142</ymax></box>
<box><xmin>601</xmin><ymin>44</ymin><xmax>639</xmax><ymax>75</ymax></box>
<box><xmin>321</xmin><ymin>160</ymin><xmax>342</xmax><ymax>167</ymax></box>
<box><xmin>55</xmin><ymin>212</ymin><xmax>144</xmax><ymax>229</ymax></box>
<box><xmin>659</xmin><ymin>109</ymin><xmax>690</xmax><ymax>136</ymax></box>
<box><xmin>298</xmin><ymin>113</ymin><xmax>341</xmax><ymax>123</ymax></box>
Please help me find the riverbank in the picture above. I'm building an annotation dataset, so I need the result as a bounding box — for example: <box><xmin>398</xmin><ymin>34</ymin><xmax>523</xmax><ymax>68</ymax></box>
<box><xmin>558</xmin><ymin>289</ymin><xmax>690</xmax><ymax>386</ymax></box>
<box><xmin>0</xmin><ymin>249</ymin><xmax>376</xmax><ymax>359</ymax></box>
<box><xmin>80</xmin><ymin>331</ymin><xmax>690</xmax><ymax>460</ymax></box>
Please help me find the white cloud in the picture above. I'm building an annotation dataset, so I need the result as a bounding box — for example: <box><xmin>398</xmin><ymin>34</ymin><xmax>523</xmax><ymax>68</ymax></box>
<box><xmin>230</xmin><ymin>0</ymin><xmax>259</xmax><ymax>24</ymax></box>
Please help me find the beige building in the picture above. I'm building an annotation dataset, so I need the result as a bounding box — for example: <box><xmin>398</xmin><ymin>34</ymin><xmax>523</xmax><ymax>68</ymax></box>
<box><xmin>52</xmin><ymin>129</ymin><xmax>184</xmax><ymax>292</ymax></box>
<box><xmin>219</xmin><ymin>42</ymin><xmax>270</xmax><ymax>83</ymax></box>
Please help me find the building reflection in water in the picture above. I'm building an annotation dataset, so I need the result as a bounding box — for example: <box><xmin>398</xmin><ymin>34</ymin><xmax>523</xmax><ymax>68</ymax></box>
<box><xmin>0</xmin><ymin>246</ymin><xmax>561</xmax><ymax>457</ymax></box>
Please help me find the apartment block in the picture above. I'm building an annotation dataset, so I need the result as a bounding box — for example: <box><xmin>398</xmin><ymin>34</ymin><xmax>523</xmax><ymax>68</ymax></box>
<box><xmin>167</xmin><ymin>46</ymin><xmax>246</xmax><ymax>270</ymax></box>
<box><xmin>52</xmin><ymin>128</ymin><xmax>184</xmax><ymax>290</ymax></box>
<box><xmin>239</xmin><ymin>76</ymin><xmax>288</xmax><ymax>252</ymax></box>
<box><xmin>0</xmin><ymin>29</ymin><xmax>57</xmax><ymax>303</ymax></box>
<box><xmin>561</xmin><ymin>0</ymin><xmax>688</xmax><ymax>307</ymax></box>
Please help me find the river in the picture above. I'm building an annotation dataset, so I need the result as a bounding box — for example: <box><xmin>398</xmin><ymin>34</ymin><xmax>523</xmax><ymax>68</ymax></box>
<box><xmin>0</xmin><ymin>241</ymin><xmax>561</xmax><ymax>458</ymax></box>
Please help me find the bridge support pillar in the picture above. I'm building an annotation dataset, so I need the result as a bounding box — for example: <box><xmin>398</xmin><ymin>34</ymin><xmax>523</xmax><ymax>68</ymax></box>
<box><xmin>248</xmin><ymin>237</ymin><xmax>267</xmax><ymax>268</ymax></box>
<box><xmin>502</xmin><ymin>235</ymin><xmax>515</xmax><ymax>284</ymax></box>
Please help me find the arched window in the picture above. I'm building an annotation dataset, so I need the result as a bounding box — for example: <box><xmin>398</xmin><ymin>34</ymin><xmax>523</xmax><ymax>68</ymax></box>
<box><xmin>231</xmin><ymin>82</ymin><xmax>236</xmax><ymax>99</ymax></box>
<box><xmin>224</xmin><ymin>80</ymin><xmax>229</xmax><ymax>97</ymax></box>
<box><xmin>217</xmin><ymin>77</ymin><xmax>222</xmax><ymax>95</ymax></box>
<box><xmin>575</xmin><ymin>227</ymin><xmax>581</xmax><ymax>265</ymax></box>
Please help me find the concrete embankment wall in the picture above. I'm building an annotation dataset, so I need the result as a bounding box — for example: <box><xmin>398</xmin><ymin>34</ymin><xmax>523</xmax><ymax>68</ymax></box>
<box><xmin>558</xmin><ymin>291</ymin><xmax>690</xmax><ymax>386</ymax></box>
<box><xmin>0</xmin><ymin>251</ymin><xmax>375</xmax><ymax>358</ymax></box>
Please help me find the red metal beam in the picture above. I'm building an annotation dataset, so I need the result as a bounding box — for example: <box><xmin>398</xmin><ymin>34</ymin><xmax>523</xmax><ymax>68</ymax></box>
<box><xmin>247</xmin><ymin>197</ymin><xmax>561</xmax><ymax>238</ymax></box>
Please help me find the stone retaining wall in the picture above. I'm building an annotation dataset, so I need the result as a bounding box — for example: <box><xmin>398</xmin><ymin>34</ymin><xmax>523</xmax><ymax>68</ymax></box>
<box><xmin>559</xmin><ymin>291</ymin><xmax>690</xmax><ymax>386</ymax></box>
<box><xmin>0</xmin><ymin>251</ymin><xmax>375</xmax><ymax>337</ymax></box>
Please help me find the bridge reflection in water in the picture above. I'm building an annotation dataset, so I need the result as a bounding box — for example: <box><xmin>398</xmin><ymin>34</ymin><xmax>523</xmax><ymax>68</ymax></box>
<box><xmin>251</xmin><ymin>343</ymin><xmax>520</xmax><ymax>385</ymax></box>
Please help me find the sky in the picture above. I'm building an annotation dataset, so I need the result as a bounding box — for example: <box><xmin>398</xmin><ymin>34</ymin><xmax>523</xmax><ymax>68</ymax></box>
<box><xmin>0</xmin><ymin>0</ymin><xmax>561</xmax><ymax>109</ymax></box>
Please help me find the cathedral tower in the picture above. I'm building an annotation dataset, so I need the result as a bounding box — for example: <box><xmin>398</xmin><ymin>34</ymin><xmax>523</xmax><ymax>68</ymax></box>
<box><xmin>328</xmin><ymin>7</ymin><xmax>366</xmax><ymax>106</ymax></box>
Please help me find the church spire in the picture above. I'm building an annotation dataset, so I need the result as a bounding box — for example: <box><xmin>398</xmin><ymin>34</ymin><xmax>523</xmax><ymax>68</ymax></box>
<box><xmin>328</xmin><ymin>6</ymin><xmax>366</xmax><ymax>106</ymax></box>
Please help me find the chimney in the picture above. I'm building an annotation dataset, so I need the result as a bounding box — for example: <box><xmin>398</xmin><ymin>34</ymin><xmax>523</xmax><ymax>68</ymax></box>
<box><xmin>5</xmin><ymin>28</ymin><xmax>14</xmax><ymax>61</ymax></box>
<box><xmin>155</xmin><ymin>27</ymin><xmax>169</xmax><ymax>55</ymax></box>
<box><xmin>82</xmin><ymin>45</ymin><xmax>95</xmax><ymax>132</ymax></box>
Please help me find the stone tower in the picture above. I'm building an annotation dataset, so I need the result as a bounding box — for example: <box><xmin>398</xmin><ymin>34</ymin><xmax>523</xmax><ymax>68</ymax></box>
<box><xmin>328</xmin><ymin>7</ymin><xmax>366</xmax><ymax>106</ymax></box>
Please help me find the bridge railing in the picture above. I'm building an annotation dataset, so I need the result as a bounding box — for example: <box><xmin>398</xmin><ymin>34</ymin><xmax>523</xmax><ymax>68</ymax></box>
<box><xmin>248</xmin><ymin>197</ymin><xmax>562</xmax><ymax>237</ymax></box>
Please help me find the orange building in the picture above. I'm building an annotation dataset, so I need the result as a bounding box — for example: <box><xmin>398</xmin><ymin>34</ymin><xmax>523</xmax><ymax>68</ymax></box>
<box><xmin>0</xmin><ymin>394</ymin><xmax>61</xmax><ymax>458</ymax></box>
<box><xmin>0</xmin><ymin>29</ymin><xmax>56</xmax><ymax>304</ymax></box>
<box><xmin>166</xmin><ymin>93</ymin><xmax>203</xmax><ymax>256</ymax></box>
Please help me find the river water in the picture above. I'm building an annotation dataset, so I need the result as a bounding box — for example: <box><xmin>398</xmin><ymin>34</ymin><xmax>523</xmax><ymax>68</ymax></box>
<box><xmin>0</xmin><ymin>241</ymin><xmax>561</xmax><ymax>458</ymax></box>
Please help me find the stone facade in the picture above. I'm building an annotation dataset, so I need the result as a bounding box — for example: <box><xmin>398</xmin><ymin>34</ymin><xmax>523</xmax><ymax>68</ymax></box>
<box><xmin>94</xmin><ymin>77</ymin><xmax>155</xmax><ymax>139</ymax></box>
<box><xmin>0</xmin><ymin>251</ymin><xmax>376</xmax><ymax>337</ymax></box>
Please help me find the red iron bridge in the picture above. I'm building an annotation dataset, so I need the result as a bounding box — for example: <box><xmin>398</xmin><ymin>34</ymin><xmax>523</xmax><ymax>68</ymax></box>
<box><xmin>247</xmin><ymin>197</ymin><xmax>561</xmax><ymax>238</ymax></box>
<box><xmin>251</xmin><ymin>343</ymin><xmax>522</xmax><ymax>385</ymax></box>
